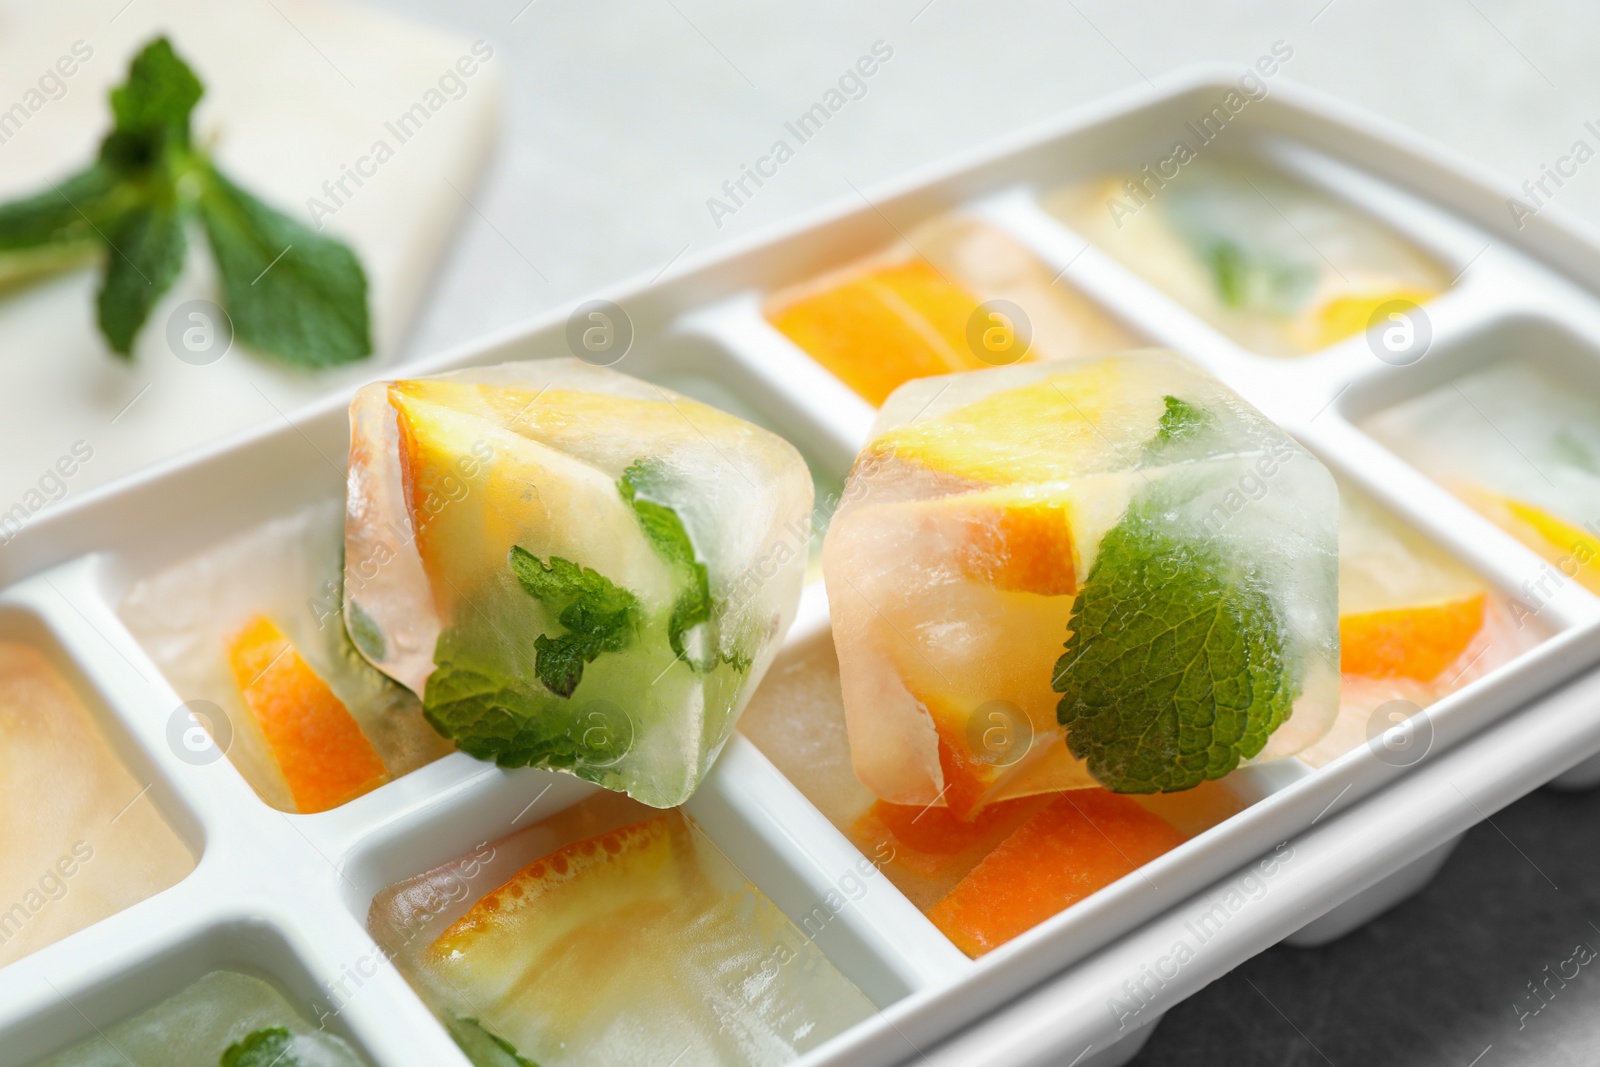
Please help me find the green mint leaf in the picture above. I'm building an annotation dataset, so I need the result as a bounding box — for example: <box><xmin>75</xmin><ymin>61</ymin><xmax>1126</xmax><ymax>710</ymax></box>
<box><xmin>346</xmin><ymin>598</ymin><xmax>387</xmax><ymax>662</ymax></box>
<box><xmin>1206</xmin><ymin>241</ymin><xmax>1246</xmax><ymax>307</ymax></box>
<box><xmin>618</xmin><ymin>462</ymin><xmax>715</xmax><ymax>668</ymax></box>
<box><xmin>509</xmin><ymin>546</ymin><xmax>639</xmax><ymax>698</ymax></box>
<box><xmin>0</xmin><ymin>166</ymin><xmax>129</xmax><ymax>293</ymax></box>
<box><xmin>100</xmin><ymin>37</ymin><xmax>202</xmax><ymax>172</ymax></box>
<box><xmin>1052</xmin><ymin>496</ymin><xmax>1296</xmax><ymax>793</ymax></box>
<box><xmin>447</xmin><ymin>1017</ymin><xmax>541</xmax><ymax>1067</ymax></box>
<box><xmin>96</xmin><ymin>201</ymin><xmax>186</xmax><ymax>356</ymax></box>
<box><xmin>0</xmin><ymin>166</ymin><xmax>126</xmax><ymax>252</ymax></box>
<box><xmin>110</xmin><ymin>37</ymin><xmax>202</xmax><ymax>142</ymax></box>
<box><xmin>1152</xmin><ymin>395</ymin><xmax>1210</xmax><ymax>448</ymax></box>
<box><xmin>219</xmin><ymin>1028</ymin><xmax>305</xmax><ymax>1067</ymax></box>
<box><xmin>198</xmin><ymin>164</ymin><xmax>371</xmax><ymax>367</ymax></box>
<box><xmin>1143</xmin><ymin>395</ymin><xmax>1215</xmax><ymax>464</ymax></box>
<box><xmin>423</xmin><ymin>655</ymin><xmax>611</xmax><ymax>770</ymax></box>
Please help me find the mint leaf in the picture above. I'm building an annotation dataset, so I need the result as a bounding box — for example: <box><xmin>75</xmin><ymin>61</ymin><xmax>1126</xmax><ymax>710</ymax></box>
<box><xmin>1052</xmin><ymin>494</ymin><xmax>1296</xmax><ymax>793</ymax></box>
<box><xmin>447</xmin><ymin>1017</ymin><xmax>540</xmax><ymax>1067</ymax></box>
<box><xmin>198</xmin><ymin>165</ymin><xmax>371</xmax><ymax>367</ymax></box>
<box><xmin>0</xmin><ymin>166</ymin><xmax>125</xmax><ymax>252</ymax></box>
<box><xmin>618</xmin><ymin>462</ymin><xmax>714</xmax><ymax>668</ymax></box>
<box><xmin>347</xmin><ymin>598</ymin><xmax>387</xmax><ymax>662</ymax></box>
<box><xmin>424</xmin><ymin>656</ymin><xmax>609</xmax><ymax>770</ymax></box>
<box><xmin>1206</xmin><ymin>241</ymin><xmax>1247</xmax><ymax>308</ymax></box>
<box><xmin>509</xmin><ymin>546</ymin><xmax>639</xmax><ymax>697</ymax></box>
<box><xmin>108</xmin><ymin>37</ymin><xmax>202</xmax><ymax>150</ymax></box>
<box><xmin>97</xmin><ymin>201</ymin><xmax>186</xmax><ymax>355</ymax></box>
<box><xmin>1150</xmin><ymin>395</ymin><xmax>1210</xmax><ymax>450</ymax></box>
<box><xmin>219</xmin><ymin>1028</ymin><xmax>304</xmax><ymax>1067</ymax></box>
<box><xmin>0</xmin><ymin>167</ymin><xmax>127</xmax><ymax>292</ymax></box>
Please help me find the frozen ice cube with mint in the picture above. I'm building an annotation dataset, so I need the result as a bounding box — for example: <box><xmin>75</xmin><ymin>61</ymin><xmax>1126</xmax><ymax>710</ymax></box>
<box><xmin>343</xmin><ymin>358</ymin><xmax>814</xmax><ymax>807</ymax></box>
<box><xmin>821</xmin><ymin>350</ymin><xmax>1339</xmax><ymax>807</ymax></box>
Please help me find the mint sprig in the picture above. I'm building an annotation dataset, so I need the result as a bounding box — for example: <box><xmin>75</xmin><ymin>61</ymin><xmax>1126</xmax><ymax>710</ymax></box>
<box><xmin>509</xmin><ymin>546</ymin><xmax>640</xmax><ymax>698</ymax></box>
<box><xmin>0</xmin><ymin>37</ymin><xmax>371</xmax><ymax>365</ymax></box>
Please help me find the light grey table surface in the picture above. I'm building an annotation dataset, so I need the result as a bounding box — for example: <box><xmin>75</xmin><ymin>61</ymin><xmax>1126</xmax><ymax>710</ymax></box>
<box><xmin>22</xmin><ymin>0</ymin><xmax>1600</xmax><ymax>1062</ymax></box>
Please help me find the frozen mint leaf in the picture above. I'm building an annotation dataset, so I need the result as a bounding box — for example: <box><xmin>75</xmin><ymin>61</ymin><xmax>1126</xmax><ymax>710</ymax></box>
<box><xmin>219</xmin><ymin>1028</ymin><xmax>305</xmax><ymax>1067</ymax></box>
<box><xmin>619</xmin><ymin>462</ymin><xmax>713</xmax><ymax>667</ymax></box>
<box><xmin>1052</xmin><ymin>494</ymin><xmax>1296</xmax><ymax>793</ymax></box>
<box><xmin>448</xmin><ymin>1017</ymin><xmax>540</xmax><ymax>1067</ymax></box>
<box><xmin>1206</xmin><ymin>241</ymin><xmax>1247</xmax><ymax>307</ymax></box>
<box><xmin>346</xmin><ymin>598</ymin><xmax>387</xmax><ymax>662</ymax></box>
<box><xmin>509</xmin><ymin>546</ymin><xmax>639</xmax><ymax>698</ymax></box>
<box><xmin>198</xmin><ymin>164</ymin><xmax>371</xmax><ymax>367</ymax></box>
<box><xmin>96</xmin><ymin>201</ymin><xmax>186</xmax><ymax>356</ymax></box>
<box><xmin>423</xmin><ymin>649</ymin><xmax>610</xmax><ymax>770</ymax></box>
<box><xmin>1153</xmin><ymin>395</ymin><xmax>1209</xmax><ymax>447</ymax></box>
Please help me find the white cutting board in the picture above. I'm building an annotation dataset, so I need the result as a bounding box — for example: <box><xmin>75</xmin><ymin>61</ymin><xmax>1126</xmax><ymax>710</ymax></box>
<box><xmin>0</xmin><ymin>0</ymin><xmax>502</xmax><ymax>519</ymax></box>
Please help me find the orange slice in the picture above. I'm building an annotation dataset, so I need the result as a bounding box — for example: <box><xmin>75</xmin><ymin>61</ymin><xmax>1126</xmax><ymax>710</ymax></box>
<box><xmin>227</xmin><ymin>615</ymin><xmax>387</xmax><ymax>813</ymax></box>
<box><xmin>430</xmin><ymin>814</ymin><xmax>685</xmax><ymax>971</ymax></box>
<box><xmin>1339</xmin><ymin>592</ymin><xmax>1486</xmax><ymax>683</ymax></box>
<box><xmin>946</xmin><ymin>494</ymin><xmax>1078</xmax><ymax>597</ymax></box>
<box><xmin>925</xmin><ymin>791</ymin><xmax>1184</xmax><ymax>957</ymax></box>
<box><xmin>769</xmin><ymin>261</ymin><xmax>997</xmax><ymax>406</ymax></box>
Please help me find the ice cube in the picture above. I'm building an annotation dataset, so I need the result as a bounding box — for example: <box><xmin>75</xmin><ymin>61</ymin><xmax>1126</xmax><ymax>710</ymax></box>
<box><xmin>33</xmin><ymin>970</ymin><xmax>363</xmax><ymax>1066</ymax></box>
<box><xmin>0</xmin><ymin>643</ymin><xmax>193</xmax><ymax>967</ymax></box>
<box><xmin>371</xmin><ymin>796</ymin><xmax>874</xmax><ymax>1067</ymax></box>
<box><xmin>1047</xmin><ymin>158</ymin><xmax>1447</xmax><ymax>356</ymax></box>
<box><xmin>120</xmin><ymin>499</ymin><xmax>453</xmax><ymax>813</ymax></box>
<box><xmin>344</xmin><ymin>359</ymin><xmax>814</xmax><ymax>807</ymax></box>
<box><xmin>765</xmin><ymin>215</ymin><xmax>1137</xmax><ymax>406</ymax></box>
<box><xmin>1363</xmin><ymin>359</ymin><xmax>1600</xmax><ymax>595</ymax></box>
<box><xmin>822</xmin><ymin>350</ymin><xmax>1339</xmax><ymax>806</ymax></box>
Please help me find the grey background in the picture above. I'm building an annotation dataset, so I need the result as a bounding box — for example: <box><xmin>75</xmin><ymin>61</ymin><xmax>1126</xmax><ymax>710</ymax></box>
<box><xmin>366</xmin><ymin>1</ymin><xmax>1600</xmax><ymax>1063</ymax></box>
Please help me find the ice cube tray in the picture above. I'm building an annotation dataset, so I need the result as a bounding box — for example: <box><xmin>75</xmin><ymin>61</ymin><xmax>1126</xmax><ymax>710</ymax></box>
<box><xmin>9</xmin><ymin>66</ymin><xmax>1600</xmax><ymax>1067</ymax></box>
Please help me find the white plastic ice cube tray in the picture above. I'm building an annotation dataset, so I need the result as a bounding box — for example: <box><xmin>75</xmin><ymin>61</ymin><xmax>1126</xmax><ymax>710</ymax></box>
<box><xmin>8</xmin><ymin>67</ymin><xmax>1600</xmax><ymax>1067</ymax></box>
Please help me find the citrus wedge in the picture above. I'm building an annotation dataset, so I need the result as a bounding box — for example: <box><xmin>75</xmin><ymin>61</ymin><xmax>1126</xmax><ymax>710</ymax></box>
<box><xmin>227</xmin><ymin>615</ymin><xmax>387</xmax><ymax>814</ymax></box>
<box><xmin>769</xmin><ymin>260</ymin><xmax>998</xmax><ymax>406</ymax></box>
<box><xmin>925</xmin><ymin>791</ymin><xmax>1183</xmax><ymax>957</ymax></box>
<box><xmin>1340</xmin><ymin>593</ymin><xmax>1486</xmax><ymax>682</ymax></box>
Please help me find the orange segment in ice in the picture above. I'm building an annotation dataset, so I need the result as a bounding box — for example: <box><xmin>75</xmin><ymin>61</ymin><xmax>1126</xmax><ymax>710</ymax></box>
<box><xmin>1308</xmin><ymin>287</ymin><xmax>1436</xmax><ymax>351</ymax></box>
<box><xmin>227</xmin><ymin>615</ymin><xmax>387</xmax><ymax>813</ymax></box>
<box><xmin>1339</xmin><ymin>593</ymin><xmax>1486</xmax><ymax>683</ymax></box>
<box><xmin>861</xmin><ymin>796</ymin><xmax>1042</xmax><ymax>857</ymax></box>
<box><xmin>945</xmin><ymin>494</ymin><xmax>1078</xmax><ymax>597</ymax></box>
<box><xmin>769</xmin><ymin>261</ymin><xmax>999</xmax><ymax>406</ymax></box>
<box><xmin>925</xmin><ymin>791</ymin><xmax>1184</xmax><ymax>957</ymax></box>
<box><xmin>430</xmin><ymin>814</ymin><xmax>683</xmax><ymax>972</ymax></box>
